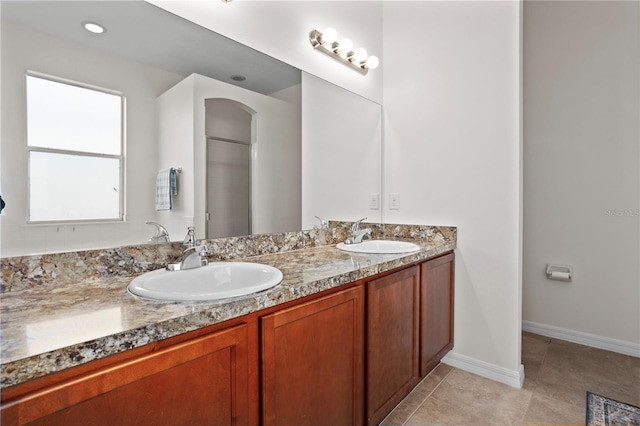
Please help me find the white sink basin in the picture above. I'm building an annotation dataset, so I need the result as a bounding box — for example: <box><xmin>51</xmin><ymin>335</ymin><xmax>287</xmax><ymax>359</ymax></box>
<box><xmin>335</xmin><ymin>240</ymin><xmax>421</xmax><ymax>254</ymax></box>
<box><xmin>128</xmin><ymin>262</ymin><xmax>283</xmax><ymax>301</ymax></box>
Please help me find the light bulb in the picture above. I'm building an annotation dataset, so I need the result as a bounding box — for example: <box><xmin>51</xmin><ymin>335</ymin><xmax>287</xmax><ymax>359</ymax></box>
<box><xmin>365</xmin><ymin>55</ymin><xmax>380</xmax><ymax>69</ymax></box>
<box><xmin>339</xmin><ymin>38</ymin><xmax>353</xmax><ymax>53</ymax></box>
<box><xmin>353</xmin><ymin>47</ymin><xmax>368</xmax><ymax>62</ymax></box>
<box><xmin>83</xmin><ymin>22</ymin><xmax>105</xmax><ymax>34</ymax></box>
<box><xmin>321</xmin><ymin>27</ymin><xmax>338</xmax><ymax>44</ymax></box>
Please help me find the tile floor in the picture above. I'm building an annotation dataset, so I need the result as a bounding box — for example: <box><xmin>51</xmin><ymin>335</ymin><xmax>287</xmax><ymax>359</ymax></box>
<box><xmin>381</xmin><ymin>332</ymin><xmax>640</xmax><ymax>425</ymax></box>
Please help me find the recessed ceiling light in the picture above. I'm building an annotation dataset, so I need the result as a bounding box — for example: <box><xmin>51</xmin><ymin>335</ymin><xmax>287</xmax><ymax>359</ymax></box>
<box><xmin>231</xmin><ymin>75</ymin><xmax>246</xmax><ymax>82</ymax></box>
<box><xmin>82</xmin><ymin>21</ymin><xmax>105</xmax><ymax>34</ymax></box>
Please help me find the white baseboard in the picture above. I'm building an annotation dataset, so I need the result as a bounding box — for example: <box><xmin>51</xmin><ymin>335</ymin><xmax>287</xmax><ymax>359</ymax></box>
<box><xmin>441</xmin><ymin>351</ymin><xmax>525</xmax><ymax>389</ymax></box>
<box><xmin>522</xmin><ymin>320</ymin><xmax>640</xmax><ymax>358</ymax></box>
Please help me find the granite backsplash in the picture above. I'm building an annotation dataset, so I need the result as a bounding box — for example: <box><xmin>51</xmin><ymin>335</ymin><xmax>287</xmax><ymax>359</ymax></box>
<box><xmin>1</xmin><ymin>222</ymin><xmax>457</xmax><ymax>293</ymax></box>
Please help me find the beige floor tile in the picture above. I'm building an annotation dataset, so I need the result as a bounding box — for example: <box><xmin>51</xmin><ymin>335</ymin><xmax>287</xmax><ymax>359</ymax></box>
<box><xmin>522</xmin><ymin>361</ymin><xmax>542</xmax><ymax>391</ymax></box>
<box><xmin>380</xmin><ymin>364</ymin><xmax>454</xmax><ymax>426</ymax></box>
<box><xmin>522</xmin><ymin>334</ymin><xmax>549</xmax><ymax>366</ymax></box>
<box><xmin>404</xmin><ymin>396</ymin><xmax>486</xmax><ymax>426</ymax></box>
<box><xmin>548</xmin><ymin>337</ymin><xmax>586</xmax><ymax>348</ymax></box>
<box><xmin>540</xmin><ymin>341</ymin><xmax>638</xmax><ymax>406</ymax></box>
<box><xmin>520</xmin><ymin>333</ymin><xmax>548</xmax><ymax>390</ymax></box>
<box><xmin>522</xmin><ymin>392</ymin><xmax>584</xmax><ymax>425</ymax></box>
<box><xmin>626</xmin><ymin>358</ymin><xmax>640</xmax><ymax>406</ymax></box>
<box><xmin>410</xmin><ymin>364</ymin><xmax>454</xmax><ymax>401</ymax></box>
<box><xmin>534</xmin><ymin>362</ymin><xmax>633</xmax><ymax>408</ymax></box>
<box><xmin>544</xmin><ymin>342</ymin><xmax>635</xmax><ymax>386</ymax></box>
<box><xmin>428</xmin><ymin>363</ymin><xmax>455</xmax><ymax>383</ymax></box>
<box><xmin>624</xmin><ymin>384</ymin><xmax>640</xmax><ymax>407</ymax></box>
<box><xmin>430</xmin><ymin>369</ymin><xmax>532</xmax><ymax>425</ymax></box>
<box><xmin>380</xmin><ymin>403</ymin><xmax>414</xmax><ymax>426</ymax></box>
<box><xmin>630</xmin><ymin>354</ymin><xmax>640</xmax><ymax>370</ymax></box>
<box><xmin>523</xmin><ymin>331</ymin><xmax>551</xmax><ymax>343</ymax></box>
<box><xmin>384</xmin><ymin>333</ymin><xmax>638</xmax><ymax>426</ymax></box>
<box><xmin>379</xmin><ymin>415</ymin><xmax>406</xmax><ymax>426</ymax></box>
<box><xmin>381</xmin><ymin>389</ymin><xmax>426</xmax><ymax>426</ymax></box>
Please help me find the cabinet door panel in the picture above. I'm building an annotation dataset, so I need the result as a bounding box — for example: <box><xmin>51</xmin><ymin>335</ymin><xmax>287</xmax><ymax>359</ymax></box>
<box><xmin>2</xmin><ymin>324</ymin><xmax>250</xmax><ymax>426</ymax></box>
<box><xmin>261</xmin><ymin>286</ymin><xmax>364</xmax><ymax>426</ymax></box>
<box><xmin>421</xmin><ymin>252</ymin><xmax>455</xmax><ymax>376</ymax></box>
<box><xmin>366</xmin><ymin>266</ymin><xmax>420</xmax><ymax>426</ymax></box>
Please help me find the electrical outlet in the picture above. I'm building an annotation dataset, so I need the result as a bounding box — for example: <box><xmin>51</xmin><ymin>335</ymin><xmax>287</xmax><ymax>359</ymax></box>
<box><xmin>370</xmin><ymin>193</ymin><xmax>380</xmax><ymax>210</ymax></box>
<box><xmin>389</xmin><ymin>193</ymin><xmax>400</xmax><ymax>210</ymax></box>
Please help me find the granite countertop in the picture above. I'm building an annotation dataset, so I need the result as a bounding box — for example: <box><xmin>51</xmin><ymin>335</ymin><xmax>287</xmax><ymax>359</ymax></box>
<box><xmin>1</xmin><ymin>225</ymin><xmax>456</xmax><ymax>389</ymax></box>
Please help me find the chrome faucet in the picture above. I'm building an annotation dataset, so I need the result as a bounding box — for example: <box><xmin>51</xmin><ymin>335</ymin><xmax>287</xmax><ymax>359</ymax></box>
<box><xmin>344</xmin><ymin>218</ymin><xmax>372</xmax><ymax>244</ymax></box>
<box><xmin>146</xmin><ymin>221</ymin><xmax>170</xmax><ymax>244</ymax></box>
<box><xmin>167</xmin><ymin>245</ymin><xmax>209</xmax><ymax>271</ymax></box>
<box><xmin>313</xmin><ymin>215</ymin><xmax>329</xmax><ymax>230</ymax></box>
<box><xmin>166</xmin><ymin>226</ymin><xmax>208</xmax><ymax>270</ymax></box>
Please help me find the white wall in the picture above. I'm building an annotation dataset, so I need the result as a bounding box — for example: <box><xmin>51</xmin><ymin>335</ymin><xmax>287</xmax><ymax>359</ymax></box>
<box><xmin>155</xmin><ymin>76</ymin><xmax>197</xmax><ymax>240</ymax></box>
<box><xmin>301</xmin><ymin>73</ymin><xmax>382</xmax><ymax>228</ymax></box>
<box><xmin>147</xmin><ymin>0</ymin><xmax>383</xmax><ymax>104</ymax></box>
<box><xmin>383</xmin><ymin>1</ymin><xmax>523</xmax><ymax>381</ymax></box>
<box><xmin>523</xmin><ymin>1</ymin><xmax>640</xmax><ymax>349</ymax></box>
<box><xmin>0</xmin><ymin>21</ymin><xmax>183</xmax><ymax>256</ymax></box>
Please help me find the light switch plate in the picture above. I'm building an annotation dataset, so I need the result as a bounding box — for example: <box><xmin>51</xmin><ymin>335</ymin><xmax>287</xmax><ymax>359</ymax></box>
<box><xmin>370</xmin><ymin>193</ymin><xmax>380</xmax><ymax>210</ymax></box>
<box><xmin>390</xmin><ymin>193</ymin><xmax>400</xmax><ymax>210</ymax></box>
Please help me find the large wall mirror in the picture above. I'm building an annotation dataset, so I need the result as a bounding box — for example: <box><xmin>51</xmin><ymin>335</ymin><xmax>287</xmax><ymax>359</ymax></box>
<box><xmin>0</xmin><ymin>0</ymin><xmax>382</xmax><ymax>257</ymax></box>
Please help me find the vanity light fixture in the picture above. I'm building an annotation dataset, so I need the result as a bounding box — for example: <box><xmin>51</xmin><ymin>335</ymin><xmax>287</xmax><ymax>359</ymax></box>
<box><xmin>309</xmin><ymin>28</ymin><xmax>379</xmax><ymax>75</ymax></box>
<box><xmin>82</xmin><ymin>21</ymin><xmax>105</xmax><ymax>34</ymax></box>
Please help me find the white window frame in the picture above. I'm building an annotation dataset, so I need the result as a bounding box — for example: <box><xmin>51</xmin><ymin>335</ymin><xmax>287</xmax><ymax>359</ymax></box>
<box><xmin>26</xmin><ymin>71</ymin><xmax>126</xmax><ymax>224</ymax></box>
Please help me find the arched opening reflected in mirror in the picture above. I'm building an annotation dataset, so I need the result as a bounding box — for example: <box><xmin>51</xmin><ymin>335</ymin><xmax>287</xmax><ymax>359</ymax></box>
<box><xmin>205</xmin><ymin>99</ymin><xmax>254</xmax><ymax>239</ymax></box>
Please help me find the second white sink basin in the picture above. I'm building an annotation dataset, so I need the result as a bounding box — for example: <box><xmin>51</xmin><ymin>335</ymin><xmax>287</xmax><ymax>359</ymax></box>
<box><xmin>128</xmin><ymin>262</ymin><xmax>283</xmax><ymax>301</ymax></box>
<box><xmin>336</xmin><ymin>240</ymin><xmax>421</xmax><ymax>254</ymax></box>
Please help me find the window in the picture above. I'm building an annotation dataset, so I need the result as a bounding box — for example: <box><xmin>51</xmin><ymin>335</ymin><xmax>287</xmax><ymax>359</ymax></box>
<box><xmin>26</xmin><ymin>73</ymin><xmax>124</xmax><ymax>222</ymax></box>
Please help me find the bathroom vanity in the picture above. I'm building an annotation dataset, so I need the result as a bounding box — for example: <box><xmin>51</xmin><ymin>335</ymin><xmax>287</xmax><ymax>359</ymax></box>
<box><xmin>0</xmin><ymin>224</ymin><xmax>455</xmax><ymax>425</ymax></box>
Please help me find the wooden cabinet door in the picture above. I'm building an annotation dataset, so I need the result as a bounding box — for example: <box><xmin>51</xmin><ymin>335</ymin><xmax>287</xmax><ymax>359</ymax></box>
<box><xmin>261</xmin><ymin>285</ymin><xmax>364</xmax><ymax>426</ymax></box>
<box><xmin>366</xmin><ymin>266</ymin><xmax>420</xmax><ymax>426</ymax></box>
<box><xmin>1</xmin><ymin>324</ymin><xmax>251</xmax><ymax>426</ymax></box>
<box><xmin>420</xmin><ymin>252</ymin><xmax>455</xmax><ymax>376</ymax></box>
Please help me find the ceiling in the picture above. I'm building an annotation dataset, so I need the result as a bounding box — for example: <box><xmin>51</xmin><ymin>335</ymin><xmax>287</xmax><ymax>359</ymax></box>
<box><xmin>1</xmin><ymin>0</ymin><xmax>301</xmax><ymax>95</ymax></box>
